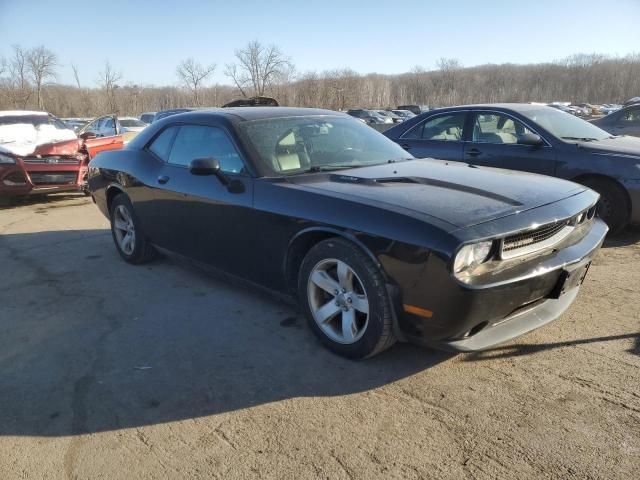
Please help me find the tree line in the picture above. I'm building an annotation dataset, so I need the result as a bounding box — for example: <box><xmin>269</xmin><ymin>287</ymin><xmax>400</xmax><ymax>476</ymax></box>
<box><xmin>1</xmin><ymin>42</ymin><xmax>639</xmax><ymax>118</ymax></box>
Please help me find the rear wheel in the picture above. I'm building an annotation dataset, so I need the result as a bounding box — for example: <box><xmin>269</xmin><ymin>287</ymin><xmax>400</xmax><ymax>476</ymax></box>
<box><xmin>298</xmin><ymin>238</ymin><xmax>396</xmax><ymax>359</ymax></box>
<box><xmin>581</xmin><ymin>178</ymin><xmax>629</xmax><ymax>234</ymax></box>
<box><xmin>109</xmin><ymin>194</ymin><xmax>157</xmax><ymax>264</ymax></box>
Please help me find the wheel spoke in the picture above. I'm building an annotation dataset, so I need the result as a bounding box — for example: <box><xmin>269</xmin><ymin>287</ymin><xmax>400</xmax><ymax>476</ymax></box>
<box><xmin>350</xmin><ymin>294</ymin><xmax>369</xmax><ymax>314</ymax></box>
<box><xmin>119</xmin><ymin>206</ymin><xmax>132</xmax><ymax>225</ymax></box>
<box><xmin>341</xmin><ymin>309</ymin><xmax>357</xmax><ymax>342</ymax></box>
<box><xmin>122</xmin><ymin>232</ymin><xmax>132</xmax><ymax>252</ymax></box>
<box><xmin>311</xmin><ymin>270</ymin><xmax>340</xmax><ymax>295</ymax></box>
<box><xmin>336</xmin><ymin>260</ymin><xmax>353</xmax><ymax>291</ymax></box>
<box><xmin>114</xmin><ymin>218</ymin><xmax>128</xmax><ymax>231</ymax></box>
<box><xmin>315</xmin><ymin>299</ymin><xmax>341</xmax><ymax>324</ymax></box>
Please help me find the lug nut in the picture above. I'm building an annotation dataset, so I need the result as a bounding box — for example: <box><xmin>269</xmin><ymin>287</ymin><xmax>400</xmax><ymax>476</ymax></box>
<box><xmin>342</xmin><ymin>288</ymin><xmax>347</xmax><ymax>293</ymax></box>
<box><xmin>346</xmin><ymin>297</ymin><xmax>352</xmax><ymax>303</ymax></box>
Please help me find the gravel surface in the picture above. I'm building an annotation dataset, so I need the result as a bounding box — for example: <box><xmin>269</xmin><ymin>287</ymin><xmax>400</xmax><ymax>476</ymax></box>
<box><xmin>0</xmin><ymin>194</ymin><xmax>638</xmax><ymax>479</ymax></box>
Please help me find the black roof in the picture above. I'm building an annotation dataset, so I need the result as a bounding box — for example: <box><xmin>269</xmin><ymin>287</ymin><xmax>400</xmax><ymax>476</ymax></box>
<box><xmin>174</xmin><ymin>107</ymin><xmax>345</xmax><ymax>122</ymax></box>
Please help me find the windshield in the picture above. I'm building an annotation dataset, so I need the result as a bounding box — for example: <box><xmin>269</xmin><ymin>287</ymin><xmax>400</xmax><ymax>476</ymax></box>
<box><xmin>0</xmin><ymin>115</ymin><xmax>68</xmax><ymax>130</ymax></box>
<box><xmin>521</xmin><ymin>107</ymin><xmax>610</xmax><ymax>141</ymax></box>
<box><xmin>119</xmin><ymin>118</ymin><xmax>146</xmax><ymax>127</ymax></box>
<box><xmin>239</xmin><ymin>115</ymin><xmax>411</xmax><ymax>175</ymax></box>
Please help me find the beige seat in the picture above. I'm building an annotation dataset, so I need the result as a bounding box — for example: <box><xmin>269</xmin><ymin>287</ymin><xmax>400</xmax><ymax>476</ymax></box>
<box><xmin>275</xmin><ymin>132</ymin><xmax>302</xmax><ymax>171</ymax></box>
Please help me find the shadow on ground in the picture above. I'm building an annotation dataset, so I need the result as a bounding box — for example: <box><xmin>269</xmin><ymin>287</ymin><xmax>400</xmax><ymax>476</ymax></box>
<box><xmin>0</xmin><ymin>229</ymin><xmax>451</xmax><ymax>438</ymax></box>
<box><xmin>0</xmin><ymin>192</ymin><xmax>89</xmax><ymax>210</ymax></box>
<box><xmin>461</xmin><ymin>332</ymin><xmax>640</xmax><ymax>361</ymax></box>
<box><xmin>602</xmin><ymin>226</ymin><xmax>640</xmax><ymax>248</ymax></box>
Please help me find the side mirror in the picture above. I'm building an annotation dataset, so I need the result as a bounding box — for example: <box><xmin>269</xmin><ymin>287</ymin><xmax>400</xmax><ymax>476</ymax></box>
<box><xmin>518</xmin><ymin>133</ymin><xmax>544</xmax><ymax>147</ymax></box>
<box><xmin>189</xmin><ymin>157</ymin><xmax>245</xmax><ymax>193</ymax></box>
<box><xmin>79</xmin><ymin>131</ymin><xmax>97</xmax><ymax>140</ymax></box>
<box><xmin>189</xmin><ymin>157</ymin><xmax>222</xmax><ymax>178</ymax></box>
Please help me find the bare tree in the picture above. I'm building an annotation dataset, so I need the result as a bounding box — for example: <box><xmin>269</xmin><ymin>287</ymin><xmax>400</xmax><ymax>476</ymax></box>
<box><xmin>97</xmin><ymin>61</ymin><xmax>122</xmax><ymax>113</ymax></box>
<box><xmin>7</xmin><ymin>45</ymin><xmax>31</xmax><ymax>108</ymax></box>
<box><xmin>26</xmin><ymin>46</ymin><xmax>58</xmax><ymax>110</ymax></box>
<box><xmin>176</xmin><ymin>58</ymin><xmax>216</xmax><ymax>105</ymax></box>
<box><xmin>225</xmin><ymin>40</ymin><xmax>293</xmax><ymax>97</ymax></box>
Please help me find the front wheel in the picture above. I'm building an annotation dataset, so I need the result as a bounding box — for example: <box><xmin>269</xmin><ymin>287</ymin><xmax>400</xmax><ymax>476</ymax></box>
<box><xmin>109</xmin><ymin>194</ymin><xmax>157</xmax><ymax>264</ymax></box>
<box><xmin>582</xmin><ymin>178</ymin><xmax>629</xmax><ymax>234</ymax></box>
<box><xmin>298</xmin><ymin>238</ymin><xmax>396</xmax><ymax>359</ymax></box>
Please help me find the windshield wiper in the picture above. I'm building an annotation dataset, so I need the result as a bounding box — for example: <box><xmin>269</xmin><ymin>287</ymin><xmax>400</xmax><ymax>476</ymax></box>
<box><xmin>561</xmin><ymin>136</ymin><xmax>599</xmax><ymax>142</ymax></box>
<box><xmin>304</xmin><ymin>165</ymin><xmax>358</xmax><ymax>173</ymax></box>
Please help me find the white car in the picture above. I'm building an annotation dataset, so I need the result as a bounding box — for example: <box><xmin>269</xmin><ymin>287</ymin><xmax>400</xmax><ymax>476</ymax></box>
<box><xmin>79</xmin><ymin>115</ymin><xmax>147</xmax><ymax>138</ymax></box>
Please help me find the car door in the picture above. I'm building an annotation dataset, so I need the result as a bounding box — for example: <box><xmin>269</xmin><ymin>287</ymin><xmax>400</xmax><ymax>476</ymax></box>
<box><xmin>148</xmin><ymin>123</ymin><xmax>254</xmax><ymax>275</ymax></box>
<box><xmin>99</xmin><ymin>116</ymin><xmax>118</xmax><ymax>137</ymax></box>
<box><xmin>396</xmin><ymin>112</ymin><xmax>466</xmax><ymax>161</ymax></box>
<box><xmin>463</xmin><ymin>111</ymin><xmax>556</xmax><ymax>176</ymax></box>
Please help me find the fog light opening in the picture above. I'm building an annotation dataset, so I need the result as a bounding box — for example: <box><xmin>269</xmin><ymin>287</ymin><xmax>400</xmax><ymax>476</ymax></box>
<box><xmin>465</xmin><ymin>321</ymin><xmax>489</xmax><ymax>338</ymax></box>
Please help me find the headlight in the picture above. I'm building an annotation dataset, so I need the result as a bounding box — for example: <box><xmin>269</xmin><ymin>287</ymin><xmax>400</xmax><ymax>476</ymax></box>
<box><xmin>0</xmin><ymin>153</ymin><xmax>16</xmax><ymax>164</ymax></box>
<box><xmin>453</xmin><ymin>241</ymin><xmax>494</xmax><ymax>275</ymax></box>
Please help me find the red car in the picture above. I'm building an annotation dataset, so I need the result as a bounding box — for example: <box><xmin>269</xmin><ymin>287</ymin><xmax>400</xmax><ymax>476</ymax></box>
<box><xmin>0</xmin><ymin>111</ymin><xmax>123</xmax><ymax>204</ymax></box>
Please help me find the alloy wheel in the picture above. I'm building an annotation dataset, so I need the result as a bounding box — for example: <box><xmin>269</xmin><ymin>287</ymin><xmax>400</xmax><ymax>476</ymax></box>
<box><xmin>113</xmin><ymin>204</ymin><xmax>136</xmax><ymax>255</ymax></box>
<box><xmin>307</xmin><ymin>258</ymin><xmax>370</xmax><ymax>344</ymax></box>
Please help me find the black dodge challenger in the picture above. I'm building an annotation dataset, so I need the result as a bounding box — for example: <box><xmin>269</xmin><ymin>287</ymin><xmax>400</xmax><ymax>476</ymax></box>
<box><xmin>88</xmin><ymin>108</ymin><xmax>607</xmax><ymax>358</ymax></box>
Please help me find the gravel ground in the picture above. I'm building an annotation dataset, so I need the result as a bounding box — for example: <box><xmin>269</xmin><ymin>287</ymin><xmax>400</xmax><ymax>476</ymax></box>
<box><xmin>0</xmin><ymin>194</ymin><xmax>638</xmax><ymax>480</ymax></box>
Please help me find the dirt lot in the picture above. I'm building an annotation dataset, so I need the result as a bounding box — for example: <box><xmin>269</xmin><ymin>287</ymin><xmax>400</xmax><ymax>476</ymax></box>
<box><xmin>0</xmin><ymin>194</ymin><xmax>638</xmax><ymax>480</ymax></box>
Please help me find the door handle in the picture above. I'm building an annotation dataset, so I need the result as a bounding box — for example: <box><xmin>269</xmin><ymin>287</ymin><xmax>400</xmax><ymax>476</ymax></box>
<box><xmin>400</xmin><ymin>143</ymin><xmax>412</xmax><ymax>150</ymax></box>
<box><xmin>466</xmin><ymin>148</ymin><xmax>481</xmax><ymax>157</ymax></box>
<box><xmin>157</xmin><ymin>175</ymin><xmax>169</xmax><ymax>184</ymax></box>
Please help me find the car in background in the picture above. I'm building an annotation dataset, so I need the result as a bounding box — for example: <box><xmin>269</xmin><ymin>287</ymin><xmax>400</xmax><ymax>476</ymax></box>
<box><xmin>88</xmin><ymin>107</ymin><xmax>606</xmax><ymax>358</ymax></box>
<box><xmin>391</xmin><ymin>109</ymin><xmax>416</xmax><ymax>120</ymax></box>
<box><xmin>79</xmin><ymin>115</ymin><xmax>146</xmax><ymax>141</ymax></box>
<box><xmin>347</xmin><ymin>109</ymin><xmax>392</xmax><ymax>125</ymax></box>
<box><xmin>62</xmin><ymin>118</ymin><xmax>90</xmax><ymax>132</ymax></box>
<box><xmin>590</xmin><ymin>103</ymin><xmax>640</xmax><ymax>137</ymax></box>
<box><xmin>398</xmin><ymin>105</ymin><xmax>430</xmax><ymax>115</ymax></box>
<box><xmin>624</xmin><ymin>97</ymin><xmax>640</xmax><ymax>106</ymax></box>
<box><xmin>383</xmin><ymin>103</ymin><xmax>640</xmax><ymax>233</ymax></box>
<box><xmin>375</xmin><ymin>110</ymin><xmax>403</xmax><ymax>123</ymax></box>
<box><xmin>0</xmin><ymin>110</ymin><xmax>123</xmax><ymax>204</ymax></box>
<box><xmin>140</xmin><ymin>112</ymin><xmax>156</xmax><ymax>124</ymax></box>
<box><xmin>549</xmin><ymin>104</ymin><xmax>584</xmax><ymax>116</ymax></box>
<box><xmin>599</xmin><ymin>104</ymin><xmax>623</xmax><ymax>115</ymax></box>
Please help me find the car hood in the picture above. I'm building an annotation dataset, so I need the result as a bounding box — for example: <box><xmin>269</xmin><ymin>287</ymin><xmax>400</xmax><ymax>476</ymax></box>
<box><xmin>0</xmin><ymin>124</ymin><xmax>78</xmax><ymax>156</ymax></box>
<box><xmin>578</xmin><ymin>136</ymin><xmax>640</xmax><ymax>159</ymax></box>
<box><xmin>286</xmin><ymin>159</ymin><xmax>586</xmax><ymax>229</ymax></box>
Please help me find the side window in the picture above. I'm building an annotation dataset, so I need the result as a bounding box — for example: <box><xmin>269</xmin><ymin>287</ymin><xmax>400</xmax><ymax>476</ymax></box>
<box><xmin>167</xmin><ymin>125</ymin><xmax>245</xmax><ymax>173</ymax></box>
<box><xmin>472</xmin><ymin>113</ymin><xmax>533</xmax><ymax>144</ymax></box>
<box><xmin>623</xmin><ymin>108</ymin><xmax>640</xmax><ymax>123</ymax></box>
<box><xmin>148</xmin><ymin>126</ymin><xmax>178</xmax><ymax>162</ymax></box>
<box><xmin>85</xmin><ymin>119</ymin><xmax>99</xmax><ymax>132</ymax></box>
<box><xmin>403</xmin><ymin>113</ymin><xmax>466</xmax><ymax>141</ymax></box>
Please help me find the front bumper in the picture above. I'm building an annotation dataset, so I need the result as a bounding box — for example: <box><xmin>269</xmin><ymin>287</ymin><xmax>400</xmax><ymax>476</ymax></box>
<box><xmin>0</xmin><ymin>162</ymin><xmax>87</xmax><ymax>197</ymax></box>
<box><xmin>397</xmin><ymin>218</ymin><xmax>608</xmax><ymax>351</ymax></box>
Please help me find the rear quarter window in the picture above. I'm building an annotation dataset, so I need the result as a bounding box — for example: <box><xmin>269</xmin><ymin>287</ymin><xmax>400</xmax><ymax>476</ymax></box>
<box><xmin>148</xmin><ymin>126</ymin><xmax>178</xmax><ymax>162</ymax></box>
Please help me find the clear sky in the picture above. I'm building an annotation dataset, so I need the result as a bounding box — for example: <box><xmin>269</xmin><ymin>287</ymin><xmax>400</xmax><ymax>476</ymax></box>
<box><xmin>1</xmin><ymin>0</ymin><xmax>639</xmax><ymax>87</ymax></box>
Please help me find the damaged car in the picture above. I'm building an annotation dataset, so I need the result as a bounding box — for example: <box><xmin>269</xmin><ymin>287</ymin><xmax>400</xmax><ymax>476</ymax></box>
<box><xmin>0</xmin><ymin>110</ymin><xmax>124</xmax><ymax>204</ymax></box>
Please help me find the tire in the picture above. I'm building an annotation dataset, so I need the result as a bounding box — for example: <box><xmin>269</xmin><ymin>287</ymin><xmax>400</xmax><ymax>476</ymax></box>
<box><xmin>298</xmin><ymin>238</ymin><xmax>396</xmax><ymax>359</ymax></box>
<box><xmin>109</xmin><ymin>194</ymin><xmax>157</xmax><ymax>264</ymax></box>
<box><xmin>581</xmin><ymin>178</ymin><xmax>629</xmax><ymax>235</ymax></box>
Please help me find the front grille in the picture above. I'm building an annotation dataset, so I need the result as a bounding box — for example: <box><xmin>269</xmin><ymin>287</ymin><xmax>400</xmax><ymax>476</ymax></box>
<box><xmin>503</xmin><ymin>221</ymin><xmax>569</xmax><ymax>252</ymax></box>
<box><xmin>501</xmin><ymin>219</ymin><xmax>574</xmax><ymax>259</ymax></box>
<box><xmin>29</xmin><ymin>172</ymin><xmax>78</xmax><ymax>185</ymax></box>
<box><xmin>22</xmin><ymin>156</ymin><xmax>80</xmax><ymax>165</ymax></box>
